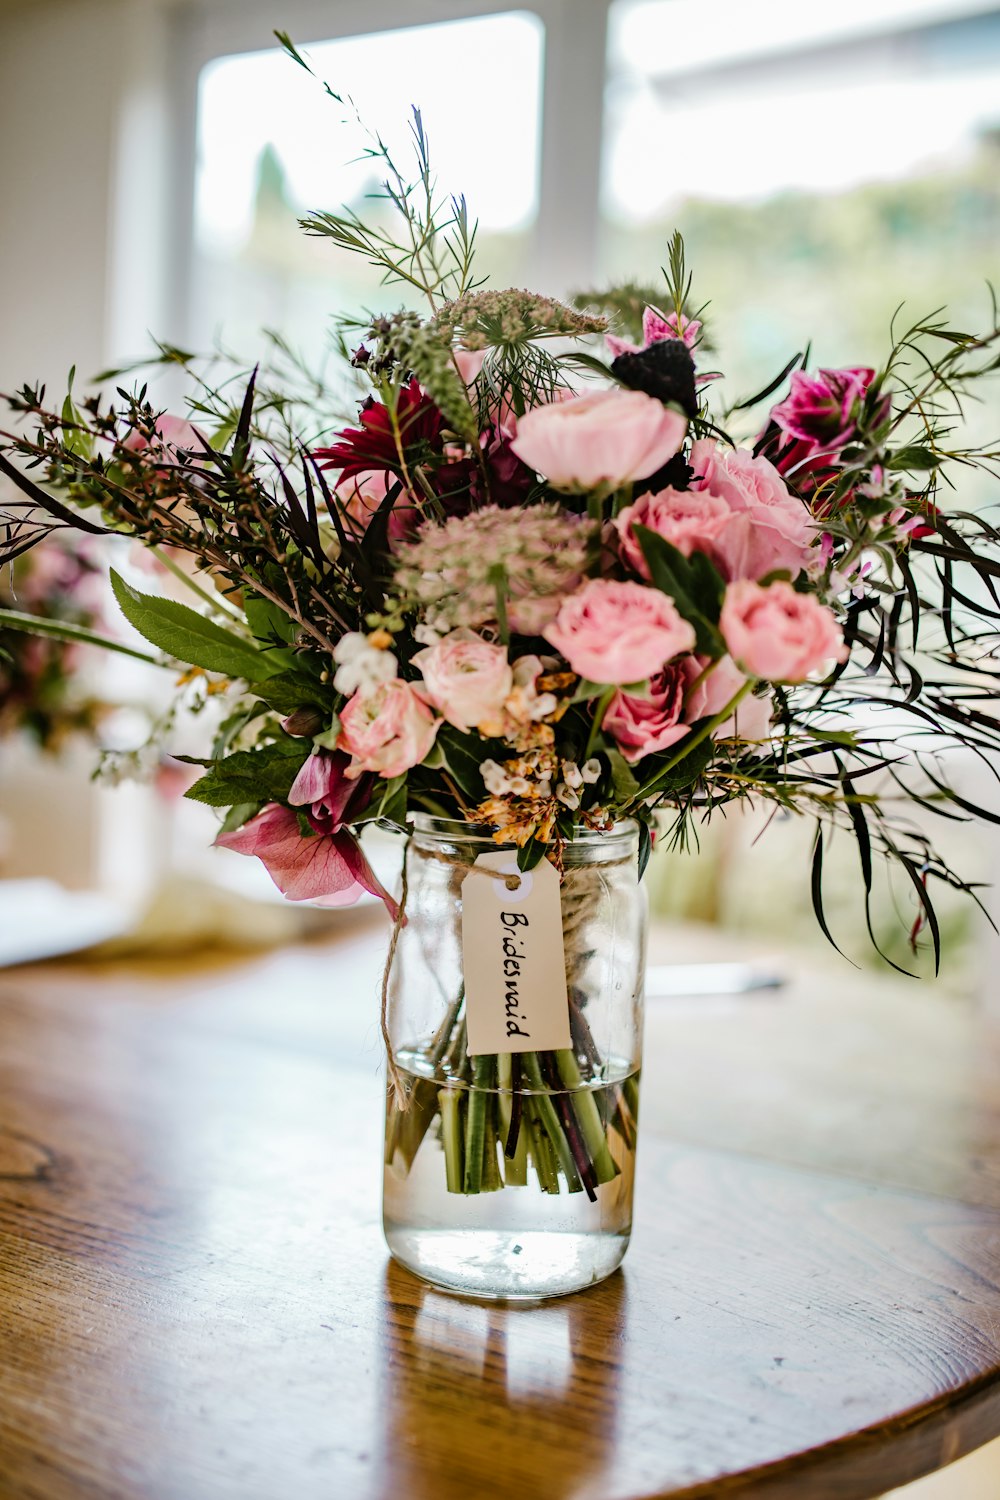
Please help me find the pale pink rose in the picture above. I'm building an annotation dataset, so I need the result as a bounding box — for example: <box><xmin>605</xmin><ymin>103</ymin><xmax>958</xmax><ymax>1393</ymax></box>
<box><xmin>544</xmin><ymin>578</ymin><xmax>696</xmax><ymax>685</ymax></box>
<box><xmin>686</xmin><ymin>654</ymin><xmax>772</xmax><ymax>741</ymax></box>
<box><xmin>335</xmin><ymin>469</ymin><xmax>416</xmax><ymax>542</ymax></box>
<box><xmin>605</xmin><ymin>657</ymin><xmax>699</xmax><ymax>762</ymax></box>
<box><xmin>122</xmin><ymin>413</ymin><xmax>207</xmax><ymax>462</ymax></box>
<box><xmin>453</xmin><ymin>348</ymin><xmax>487</xmax><ymax>387</ymax></box>
<box><xmin>720</xmin><ymin>580</ymin><xmax>848</xmax><ymax>684</ymax></box>
<box><xmin>689</xmin><ymin>438</ymin><xmax>816</xmax><ymax>581</ymax></box>
<box><xmin>511</xmin><ymin>388</ymin><xmax>687</xmax><ymax>492</ymax></box>
<box><xmin>339</xmin><ymin>679</ymin><xmax>440</xmax><ymax>779</ymax></box>
<box><xmin>616</xmin><ymin>486</ymin><xmax>732</xmax><ymax>578</ymax></box>
<box><xmin>413</xmin><ymin>630</ymin><xmax>513</xmax><ymax>732</ymax></box>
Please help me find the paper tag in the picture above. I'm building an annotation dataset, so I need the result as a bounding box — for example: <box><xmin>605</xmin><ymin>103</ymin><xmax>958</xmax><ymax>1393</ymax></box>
<box><xmin>461</xmin><ymin>852</ymin><xmax>571</xmax><ymax>1057</ymax></box>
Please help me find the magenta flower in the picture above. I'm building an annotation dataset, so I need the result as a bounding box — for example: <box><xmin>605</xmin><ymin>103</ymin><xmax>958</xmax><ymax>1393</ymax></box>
<box><xmin>770</xmin><ymin>367</ymin><xmax>875</xmax><ymax>452</ymax></box>
<box><xmin>215</xmin><ymin>750</ymin><xmax>398</xmax><ymax>916</ymax></box>
<box><xmin>606</xmin><ymin>306</ymin><xmax>702</xmax><ymax>359</ymax></box>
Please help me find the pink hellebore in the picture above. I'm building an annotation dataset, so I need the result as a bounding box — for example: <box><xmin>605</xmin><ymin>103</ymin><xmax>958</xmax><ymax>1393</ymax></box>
<box><xmin>511</xmin><ymin>388</ymin><xmax>687</xmax><ymax>493</ymax></box>
<box><xmin>215</xmin><ymin>750</ymin><xmax>398</xmax><ymax>916</ymax></box>
<box><xmin>544</xmin><ymin>578</ymin><xmax>696</xmax><ymax>686</ymax></box>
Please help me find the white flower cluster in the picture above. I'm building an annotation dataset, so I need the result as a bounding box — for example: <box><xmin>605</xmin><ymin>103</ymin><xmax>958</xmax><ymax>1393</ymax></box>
<box><xmin>332</xmin><ymin>632</ymin><xmax>398</xmax><ymax>696</ymax></box>
<box><xmin>480</xmin><ymin>754</ymin><xmax>600</xmax><ymax>808</ymax></box>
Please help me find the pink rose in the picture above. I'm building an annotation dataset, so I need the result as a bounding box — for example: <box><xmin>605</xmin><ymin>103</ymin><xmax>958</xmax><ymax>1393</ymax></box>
<box><xmin>544</xmin><ymin>578</ymin><xmax>696</xmax><ymax>685</ymax></box>
<box><xmin>122</xmin><ymin>413</ymin><xmax>207</xmax><ymax>463</ymax></box>
<box><xmin>413</xmin><ymin>630</ymin><xmax>513</xmax><ymax>732</ymax></box>
<box><xmin>720</xmin><ymin>580</ymin><xmax>848</xmax><ymax>684</ymax></box>
<box><xmin>605</xmin><ymin>657</ymin><xmax>698</xmax><ymax>762</ymax></box>
<box><xmin>335</xmin><ymin>468</ymin><xmax>416</xmax><ymax>543</ymax></box>
<box><xmin>339</xmin><ymin>678</ymin><xmax>440</xmax><ymax>779</ymax></box>
<box><xmin>689</xmin><ymin>438</ymin><xmax>816</xmax><ymax>581</ymax></box>
<box><xmin>686</xmin><ymin>654</ymin><xmax>772</xmax><ymax>741</ymax></box>
<box><xmin>511</xmin><ymin>388</ymin><xmax>687</xmax><ymax>492</ymax></box>
<box><xmin>616</xmin><ymin>486</ymin><xmax>732</xmax><ymax>578</ymax></box>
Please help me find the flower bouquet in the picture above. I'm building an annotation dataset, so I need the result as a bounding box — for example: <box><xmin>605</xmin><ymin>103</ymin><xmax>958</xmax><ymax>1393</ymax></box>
<box><xmin>0</xmin><ymin>533</ymin><xmax>111</xmax><ymax>751</ymax></box>
<box><xmin>2</xmin><ymin>39</ymin><xmax>1000</xmax><ymax>1295</ymax></box>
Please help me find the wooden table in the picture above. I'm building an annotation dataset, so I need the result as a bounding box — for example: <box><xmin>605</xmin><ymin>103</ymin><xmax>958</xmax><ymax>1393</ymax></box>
<box><xmin>3</xmin><ymin>912</ymin><xmax>1000</xmax><ymax>1500</ymax></box>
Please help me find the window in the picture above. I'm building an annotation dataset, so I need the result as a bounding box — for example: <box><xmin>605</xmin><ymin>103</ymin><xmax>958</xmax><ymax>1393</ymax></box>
<box><xmin>602</xmin><ymin>0</ymin><xmax>1000</xmax><ymax>397</ymax></box>
<box><xmin>192</xmin><ymin>13</ymin><xmax>545</xmax><ymax>357</ymax></box>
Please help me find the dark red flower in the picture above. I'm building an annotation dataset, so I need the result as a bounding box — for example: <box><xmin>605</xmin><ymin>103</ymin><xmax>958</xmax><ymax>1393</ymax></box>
<box><xmin>313</xmin><ymin>379</ymin><xmax>446</xmax><ymax>483</ymax></box>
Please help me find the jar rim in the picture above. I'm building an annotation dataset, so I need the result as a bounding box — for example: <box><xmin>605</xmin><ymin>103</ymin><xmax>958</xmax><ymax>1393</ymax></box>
<box><xmin>407</xmin><ymin>812</ymin><xmax>639</xmax><ymax>848</ymax></box>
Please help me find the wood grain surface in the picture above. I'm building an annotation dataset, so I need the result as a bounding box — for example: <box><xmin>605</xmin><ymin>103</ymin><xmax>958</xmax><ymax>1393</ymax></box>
<box><xmin>3</xmin><ymin>913</ymin><xmax>1000</xmax><ymax>1500</ymax></box>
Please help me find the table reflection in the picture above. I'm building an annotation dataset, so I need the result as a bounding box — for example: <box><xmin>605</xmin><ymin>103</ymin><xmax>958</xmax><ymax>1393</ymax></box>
<box><xmin>376</xmin><ymin>1260</ymin><xmax>628</xmax><ymax>1499</ymax></box>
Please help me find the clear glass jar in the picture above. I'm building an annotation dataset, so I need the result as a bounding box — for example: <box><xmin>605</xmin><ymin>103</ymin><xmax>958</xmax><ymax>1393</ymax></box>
<box><xmin>382</xmin><ymin>816</ymin><xmax>646</xmax><ymax>1300</ymax></box>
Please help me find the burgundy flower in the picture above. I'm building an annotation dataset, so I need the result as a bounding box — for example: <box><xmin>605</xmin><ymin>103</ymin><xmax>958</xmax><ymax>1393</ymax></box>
<box><xmin>313</xmin><ymin>379</ymin><xmax>446</xmax><ymax>483</ymax></box>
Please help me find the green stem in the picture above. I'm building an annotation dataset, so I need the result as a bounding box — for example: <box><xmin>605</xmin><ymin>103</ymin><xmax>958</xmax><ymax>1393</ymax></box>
<box><xmin>585</xmin><ymin>685</ymin><xmax>617</xmax><ymax>760</ymax></box>
<box><xmin>497</xmin><ymin>1054</ymin><xmax>528</xmax><ymax>1187</ymax></box>
<box><xmin>556</xmin><ymin>1049</ymin><xmax>618</xmax><ymax>1186</ymax></box>
<box><xmin>149</xmin><ymin>547</ymin><xmax>246</xmax><ymax>623</ymax></box>
<box><xmin>635</xmin><ymin>680</ymin><xmax>754</xmax><ymax>801</ymax></box>
<box><xmin>438</xmin><ymin>1086</ymin><xmax>465</xmax><ymax>1194</ymax></box>
<box><xmin>463</xmin><ymin>1054</ymin><xmax>492</xmax><ymax>1194</ymax></box>
<box><xmin>520</xmin><ymin>1052</ymin><xmax>583</xmax><ymax>1192</ymax></box>
<box><xmin>0</xmin><ymin>607</ymin><xmax>163</xmax><ymax>666</ymax></box>
<box><xmin>524</xmin><ymin>1101</ymin><xmax>560</xmax><ymax>1194</ymax></box>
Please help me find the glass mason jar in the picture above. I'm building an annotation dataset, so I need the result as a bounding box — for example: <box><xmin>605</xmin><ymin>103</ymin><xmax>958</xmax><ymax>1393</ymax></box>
<box><xmin>382</xmin><ymin>816</ymin><xmax>647</xmax><ymax>1299</ymax></box>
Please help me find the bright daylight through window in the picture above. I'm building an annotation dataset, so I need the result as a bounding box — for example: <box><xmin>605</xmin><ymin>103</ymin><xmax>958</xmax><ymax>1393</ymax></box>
<box><xmin>193</xmin><ymin>13</ymin><xmax>544</xmax><ymax>358</ymax></box>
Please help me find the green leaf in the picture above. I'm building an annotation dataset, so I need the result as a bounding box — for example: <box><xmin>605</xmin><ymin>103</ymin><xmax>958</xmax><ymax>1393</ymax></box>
<box><xmin>312</xmin><ymin>719</ymin><xmax>341</xmax><ymax>751</ymax></box>
<box><xmin>219</xmin><ymin>801</ymin><xmax>262</xmax><ymax>835</ymax></box>
<box><xmin>111</xmin><ymin>569</ymin><xmax>282</xmax><ymax>681</ymax></box>
<box><xmin>605</xmin><ymin>748</ymin><xmax>640</xmax><ymax>803</ymax></box>
<box><xmin>243</xmin><ymin>591</ymin><xmax>300</xmax><ymax>651</ymax></box>
<box><xmin>356</xmin><ymin>773</ymin><xmax>408</xmax><ymax>828</ymax></box>
<box><xmin>184</xmin><ymin>738</ymin><xmax>308</xmax><ymax>807</ymax></box>
<box><xmin>437</xmin><ymin>725</ymin><xmax>498</xmax><ymax>802</ymax></box>
<box><xmin>886</xmin><ymin>446</ymin><xmax>942</xmax><ymax>472</ymax></box>
<box><xmin>637</xmin><ymin>819</ymin><xmax>653</xmax><ymax>880</ymax></box>
<box><xmin>517</xmin><ymin>838</ymin><xmax>546</xmax><ymax>872</ymax></box>
<box><xmin>634</xmin><ymin>526</ymin><xmax>725</xmax><ymax>656</ymax></box>
<box><xmin>634</xmin><ymin>737</ymin><xmax>713</xmax><ymax>802</ymax></box>
<box><xmin>252</xmin><ymin>670</ymin><xmax>330</xmax><ymax>716</ymax></box>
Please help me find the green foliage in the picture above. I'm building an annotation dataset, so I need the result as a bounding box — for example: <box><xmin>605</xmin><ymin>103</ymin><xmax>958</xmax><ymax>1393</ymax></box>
<box><xmin>0</xmin><ymin>606</ymin><xmax>161</xmax><ymax>666</ymax></box>
<box><xmin>634</xmin><ymin>528</ymin><xmax>725</xmax><ymax>656</ymax></box>
<box><xmin>184</xmin><ymin>737</ymin><xmax>307</xmax><ymax>807</ymax></box>
<box><xmin>110</xmin><ymin>570</ymin><xmax>284</xmax><ymax>681</ymax></box>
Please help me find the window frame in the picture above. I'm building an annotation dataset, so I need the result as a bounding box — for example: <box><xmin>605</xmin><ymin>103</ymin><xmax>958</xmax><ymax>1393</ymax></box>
<box><xmin>162</xmin><ymin>0</ymin><xmax>614</xmax><ymax>344</ymax></box>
